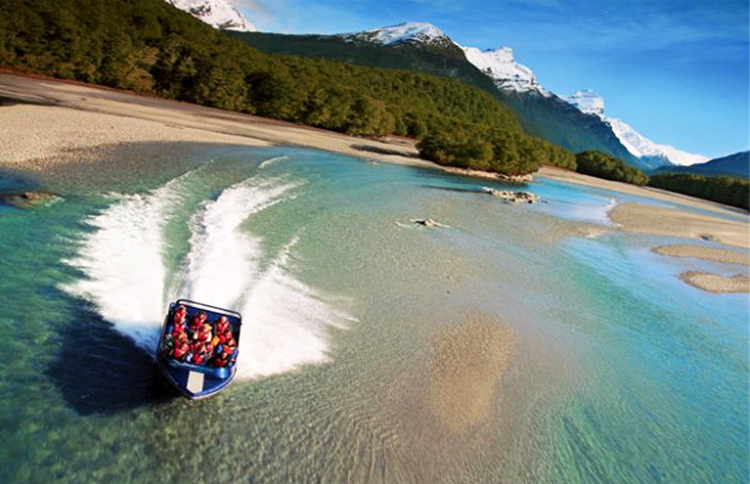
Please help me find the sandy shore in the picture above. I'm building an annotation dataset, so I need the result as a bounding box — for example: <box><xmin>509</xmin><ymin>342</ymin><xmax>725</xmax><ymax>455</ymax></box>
<box><xmin>538</xmin><ymin>166</ymin><xmax>747</xmax><ymax>219</ymax></box>
<box><xmin>609</xmin><ymin>203</ymin><xmax>749</xmax><ymax>249</ymax></box>
<box><xmin>1</xmin><ymin>73</ymin><xmax>748</xmax><ymax>268</ymax></box>
<box><xmin>679</xmin><ymin>271</ymin><xmax>750</xmax><ymax>294</ymax></box>
<box><xmin>0</xmin><ymin>73</ymin><xmax>431</xmax><ymax>170</ymax></box>
<box><xmin>651</xmin><ymin>244</ymin><xmax>749</xmax><ymax>293</ymax></box>
<box><xmin>653</xmin><ymin>244</ymin><xmax>749</xmax><ymax>266</ymax></box>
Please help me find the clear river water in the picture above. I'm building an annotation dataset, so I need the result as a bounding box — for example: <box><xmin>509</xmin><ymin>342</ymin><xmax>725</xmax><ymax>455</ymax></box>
<box><xmin>0</xmin><ymin>145</ymin><xmax>746</xmax><ymax>483</ymax></box>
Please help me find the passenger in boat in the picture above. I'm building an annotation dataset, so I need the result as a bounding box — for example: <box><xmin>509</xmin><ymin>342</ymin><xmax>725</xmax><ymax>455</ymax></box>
<box><xmin>188</xmin><ymin>311</ymin><xmax>207</xmax><ymax>334</ymax></box>
<box><xmin>172</xmin><ymin>305</ymin><xmax>187</xmax><ymax>331</ymax></box>
<box><xmin>194</xmin><ymin>323</ymin><xmax>213</xmax><ymax>343</ymax></box>
<box><xmin>164</xmin><ymin>305</ymin><xmax>188</xmax><ymax>340</ymax></box>
<box><xmin>214</xmin><ymin>327</ymin><xmax>238</xmax><ymax>366</ymax></box>
<box><xmin>212</xmin><ymin>316</ymin><xmax>228</xmax><ymax>346</ymax></box>
<box><xmin>173</xmin><ymin>332</ymin><xmax>189</xmax><ymax>360</ymax></box>
<box><xmin>215</xmin><ymin>316</ymin><xmax>231</xmax><ymax>335</ymax></box>
<box><xmin>213</xmin><ymin>344</ymin><xmax>234</xmax><ymax>367</ymax></box>
<box><xmin>189</xmin><ymin>340</ymin><xmax>215</xmax><ymax>365</ymax></box>
<box><xmin>215</xmin><ymin>317</ymin><xmax>234</xmax><ymax>345</ymax></box>
<box><xmin>191</xmin><ymin>349</ymin><xmax>205</xmax><ymax>365</ymax></box>
<box><xmin>172</xmin><ymin>321</ymin><xmax>187</xmax><ymax>338</ymax></box>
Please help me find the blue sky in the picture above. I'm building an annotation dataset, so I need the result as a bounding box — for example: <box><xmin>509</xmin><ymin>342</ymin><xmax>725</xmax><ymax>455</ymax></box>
<box><xmin>239</xmin><ymin>0</ymin><xmax>749</xmax><ymax>158</ymax></box>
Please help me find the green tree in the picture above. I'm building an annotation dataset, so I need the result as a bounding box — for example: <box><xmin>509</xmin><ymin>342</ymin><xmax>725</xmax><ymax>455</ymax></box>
<box><xmin>575</xmin><ymin>151</ymin><xmax>648</xmax><ymax>185</ymax></box>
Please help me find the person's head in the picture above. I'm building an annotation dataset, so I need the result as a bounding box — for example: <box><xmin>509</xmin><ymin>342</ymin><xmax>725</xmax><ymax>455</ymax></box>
<box><xmin>176</xmin><ymin>305</ymin><xmax>186</xmax><ymax>314</ymax></box>
<box><xmin>198</xmin><ymin>312</ymin><xmax>207</xmax><ymax>321</ymax></box>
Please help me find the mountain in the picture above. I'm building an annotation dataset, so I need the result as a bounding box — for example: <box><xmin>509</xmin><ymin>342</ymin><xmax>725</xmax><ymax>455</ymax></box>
<box><xmin>230</xmin><ymin>22</ymin><xmax>644</xmax><ymax>167</ymax></box>
<box><xmin>565</xmin><ymin>90</ymin><xmax>708</xmax><ymax>167</ymax></box>
<box><xmin>448</xmin><ymin>41</ymin><xmax>645</xmax><ymax>168</ymax></box>
<box><xmin>341</xmin><ymin>22</ymin><xmax>453</xmax><ymax>48</ymax></box>
<box><xmin>652</xmin><ymin>151</ymin><xmax>749</xmax><ymax>178</ymax></box>
<box><xmin>165</xmin><ymin>0</ymin><xmax>256</xmax><ymax>32</ymax></box>
<box><xmin>225</xmin><ymin>26</ymin><xmax>501</xmax><ymax>95</ymax></box>
<box><xmin>461</xmin><ymin>46</ymin><xmax>549</xmax><ymax>96</ymax></box>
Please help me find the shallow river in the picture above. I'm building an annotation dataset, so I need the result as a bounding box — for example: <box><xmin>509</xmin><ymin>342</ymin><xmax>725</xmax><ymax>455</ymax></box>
<box><xmin>0</xmin><ymin>145</ymin><xmax>746</xmax><ymax>483</ymax></box>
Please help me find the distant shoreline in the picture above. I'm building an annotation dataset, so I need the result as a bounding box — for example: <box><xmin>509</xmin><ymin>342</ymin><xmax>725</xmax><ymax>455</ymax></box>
<box><xmin>1</xmin><ymin>72</ymin><xmax>748</xmax><ymax>288</ymax></box>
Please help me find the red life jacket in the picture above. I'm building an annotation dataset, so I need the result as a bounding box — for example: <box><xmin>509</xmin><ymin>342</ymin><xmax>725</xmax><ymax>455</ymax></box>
<box><xmin>216</xmin><ymin>320</ymin><xmax>230</xmax><ymax>334</ymax></box>
<box><xmin>196</xmin><ymin>326</ymin><xmax>212</xmax><ymax>343</ymax></box>
<box><xmin>174</xmin><ymin>344</ymin><xmax>188</xmax><ymax>358</ymax></box>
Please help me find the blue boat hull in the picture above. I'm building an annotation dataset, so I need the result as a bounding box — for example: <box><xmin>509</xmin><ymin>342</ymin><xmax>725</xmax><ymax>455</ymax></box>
<box><xmin>157</xmin><ymin>357</ymin><xmax>236</xmax><ymax>400</ymax></box>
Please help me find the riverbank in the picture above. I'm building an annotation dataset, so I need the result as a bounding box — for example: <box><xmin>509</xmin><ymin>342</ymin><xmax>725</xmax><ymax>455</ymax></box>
<box><xmin>0</xmin><ymin>72</ymin><xmax>429</xmax><ymax>170</ymax></box>
<box><xmin>537</xmin><ymin>166</ymin><xmax>747</xmax><ymax>219</ymax></box>
<box><xmin>1</xmin><ymin>72</ymin><xmax>747</xmax><ymax>260</ymax></box>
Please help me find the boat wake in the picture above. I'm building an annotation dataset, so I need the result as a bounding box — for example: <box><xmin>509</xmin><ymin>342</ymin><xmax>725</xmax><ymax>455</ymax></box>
<box><xmin>185</xmin><ymin>177</ymin><xmax>296</xmax><ymax>309</ymax></box>
<box><xmin>63</xmin><ymin>171</ymin><xmax>190</xmax><ymax>351</ymax></box>
<box><xmin>236</xmin><ymin>236</ymin><xmax>352</xmax><ymax>379</ymax></box>
<box><xmin>63</xmin><ymin>167</ymin><xmax>352</xmax><ymax>381</ymax></box>
<box><xmin>258</xmin><ymin>155</ymin><xmax>289</xmax><ymax>169</ymax></box>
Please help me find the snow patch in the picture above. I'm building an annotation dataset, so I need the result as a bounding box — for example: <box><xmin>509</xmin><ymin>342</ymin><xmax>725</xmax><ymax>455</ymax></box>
<box><xmin>565</xmin><ymin>89</ymin><xmax>708</xmax><ymax>166</ymax></box>
<box><xmin>462</xmin><ymin>46</ymin><xmax>549</xmax><ymax>96</ymax></box>
<box><xmin>166</xmin><ymin>0</ymin><xmax>256</xmax><ymax>32</ymax></box>
<box><xmin>343</xmin><ymin>22</ymin><xmax>450</xmax><ymax>46</ymax></box>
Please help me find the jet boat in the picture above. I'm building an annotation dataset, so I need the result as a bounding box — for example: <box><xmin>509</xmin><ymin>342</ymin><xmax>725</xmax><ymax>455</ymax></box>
<box><xmin>156</xmin><ymin>299</ymin><xmax>241</xmax><ymax>400</ymax></box>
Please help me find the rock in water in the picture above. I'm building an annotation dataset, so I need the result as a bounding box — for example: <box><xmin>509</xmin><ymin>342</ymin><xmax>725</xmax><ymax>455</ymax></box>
<box><xmin>410</xmin><ymin>218</ymin><xmax>441</xmax><ymax>227</ymax></box>
<box><xmin>0</xmin><ymin>190</ymin><xmax>60</xmax><ymax>208</ymax></box>
<box><xmin>482</xmin><ymin>187</ymin><xmax>539</xmax><ymax>204</ymax></box>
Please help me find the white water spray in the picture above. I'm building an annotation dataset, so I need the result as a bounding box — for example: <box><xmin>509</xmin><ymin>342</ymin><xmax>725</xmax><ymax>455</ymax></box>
<box><xmin>258</xmin><ymin>156</ymin><xmax>289</xmax><ymax>169</ymax></box>
<box><xmin>185</xmin><ymin>177</ymin><xmax>296</xmax><ymax>309</ymax></box>
<box><xmin>64</xmin><ymin>169</ymin><xmax>353</xmax><ymax>380</ymax></box>
<box><xmin>63</xmin><ymin>172</ymin><xmax>192</xmax><ymax>351</ymax></box>
<box><xmin>235</xmin><ymin>237</ymin><xmax>353</xmax><ymax>379</ymax></box>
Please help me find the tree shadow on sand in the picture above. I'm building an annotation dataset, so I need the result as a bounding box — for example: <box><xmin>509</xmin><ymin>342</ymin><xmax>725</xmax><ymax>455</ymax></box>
<box><xmin>46</xmin><ymin>295</ymin><xmax>179</xmax><ymax>416</ymax></box>
<box><xmin>350</xmin><ymin>144</ymin><xmax>419</xmax><ymax>158</ymax></box>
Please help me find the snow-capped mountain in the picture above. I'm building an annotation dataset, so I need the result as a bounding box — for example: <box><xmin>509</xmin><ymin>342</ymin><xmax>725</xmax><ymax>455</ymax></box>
<box><xmin>461</xmin><ymin>47</ymin><xmax>549</xmax><ymax>97</ymax></box>
<box><xmin>341</xmin><ymin>22</ymin><xmax>453</xmax><ymax>48</ymax></box>
<box><xmin>564</xmin><ymin>89</ymin><xmax>604</xmax><ymax>116</ymax></box>
<box><xmin>234</xmin><ymin>18</ymin><xmax>705</xmax><ymax>169</ymax></box>
<box><xmin>166</xmin><ymin>0</ymin><xmax>256</xmax><ymax>32</ymax></box>
<box><xmin>565</xmin><ymin>90</ymin><xmax>708</xmax><ymax>166</ymax></box>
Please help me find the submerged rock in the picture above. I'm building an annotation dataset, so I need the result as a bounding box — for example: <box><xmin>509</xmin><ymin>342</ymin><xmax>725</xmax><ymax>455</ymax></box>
<box><xmin>482</xmin><ymin>187</ymin><xmax>539</xmax><ymax>204</ymax></box>
<box><xmin>0</xmin><ymin>190</ymin><xmax>61</xmax><ymax>208</ymax></box>
<box><xmin>410</xmin><ymin>218</ymin><xmax>443</xmax><ymax>227</ymax></box>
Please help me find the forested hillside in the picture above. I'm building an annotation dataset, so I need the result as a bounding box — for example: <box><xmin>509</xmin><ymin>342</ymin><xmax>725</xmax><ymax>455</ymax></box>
<box><xmin>649</xmin><ymin>174</ymin><xmax>749</xmax><ymax>210</ymax></box>
<box><xmin>231</xmin><ymin>30</ymin><xmax>642</xmax><ymax>168</ymax></box>
<box><xmin>0</xmin><ymin>0</ymin><xmax>574</xmax><ymax>175</ymax></box>
<box><xmin>226</xmin><ymin>31</ymin><xmax>501</xmax><ymax>95</ymax></box>
<box><xmin>575</xmin><ymin>151</ymin><xmax>649</xmax><ymax>186</ymax></box>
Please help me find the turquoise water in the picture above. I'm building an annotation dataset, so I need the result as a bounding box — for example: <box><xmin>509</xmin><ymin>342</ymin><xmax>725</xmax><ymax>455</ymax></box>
<box><xmin>0</xmin><ymin>145</ymin><xmax>747</xmax><ymax>483</ymax></box>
